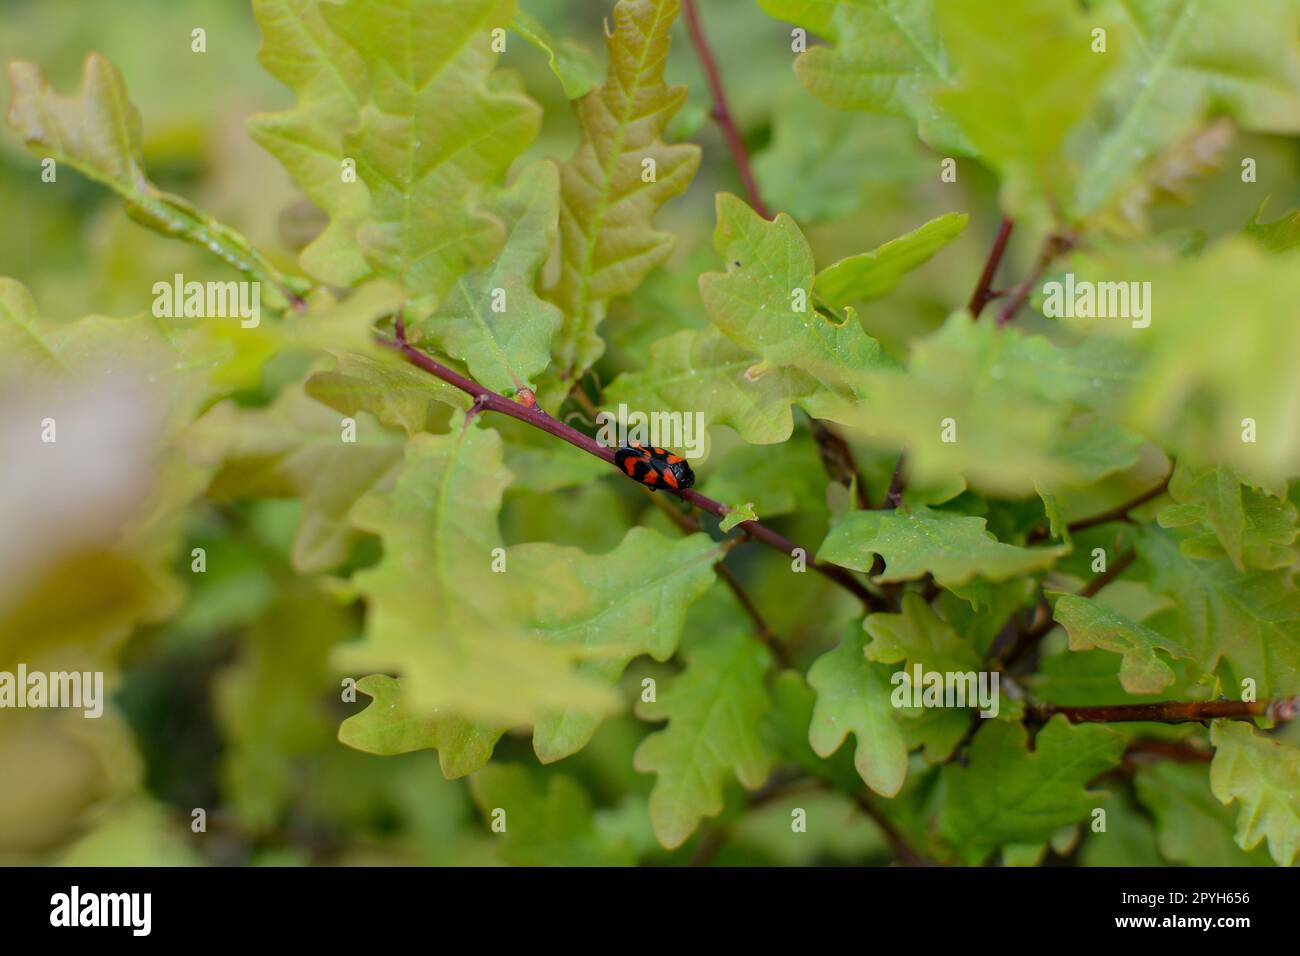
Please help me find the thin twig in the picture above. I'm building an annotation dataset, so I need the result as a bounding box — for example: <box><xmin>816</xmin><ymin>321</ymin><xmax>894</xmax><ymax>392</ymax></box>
<box><xmin>967</xmin><ymin>217</ymin><xmax>1014</xmax><ymax>317</ymax></box>
<box><xmin>882</xmin><ymin>453</ymin><xmax>906</xmax><ymax>510</ymax></box>
<box><xmin>996</xmin><ymin>232</ymin><xmax>1076</xmax><ymax>326</ymax></box>
<box><xmin>999</xmin><ymin>548</ymin><xmax>1139</xmax><ymax>669</ymax></box>
<box><xmin>380</xmin><ymin>329</ymin><xmax>882</xmax><ymax>609</ymax></box>
<box><xmin>682</xmin><ymin>0</ymin><xmax>768</xmax><ymax>217</ymax></box>
<box><xmin>809</xmin><ymin>419</ymin><xmax>870</xmax><ymax>509</ymax></box>
<box><xmin>1029</xmin><ymin>696</ymin><xmax>1300</xmax><ymax>725</ymax></box>
<box><xmin>1028</xmin><ymin>472</ymin><xmax>1172</xmax><ymax>543</ymax></box>
<box><xmin>847</xmin><ymin>790</ymin><xmax>934</xmax><ymax>866</ymax></box>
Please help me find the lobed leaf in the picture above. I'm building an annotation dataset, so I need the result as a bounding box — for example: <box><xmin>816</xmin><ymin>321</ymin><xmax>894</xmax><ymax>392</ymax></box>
<box><xmin>546</xmin><ymin>0</ymin><xmax>701</xmax><ymax>381</ymax></box>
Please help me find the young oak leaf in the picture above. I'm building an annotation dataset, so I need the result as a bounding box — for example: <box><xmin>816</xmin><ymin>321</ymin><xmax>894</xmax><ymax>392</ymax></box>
<box><xmin>936</xmin><ymin>0</ymin><xmax>1108</xmax><ymax>218</ymax></box>
<box><xmin>247</xmin><ymin>0</ymin><xmax>369</xmax><ymax>284</ymax></box>
<box><xmin>546</xmin><ymin>0</ymin><xmax>701</xmax><ymax>381</ymax></box>
<box><xmin>1246</xmin><ymin>201</ymin><xmax>1300</xmax><ymax>253</ymax></box>
<box><xmin>1135</xmin><ymin>761</ymin><xmax>1272</xmax><ymax>866</ymax></box>
<box><xmin>336</xmin><ymin>419</ymin><xmax>619</xmax><ymax>725</ymax></box>
<box><xmin>306</xmin><ymin>349</ymin><xmax>470</xmax><ymax>437</ymax></box>
<box><xmin>815</xmin><ymin>212</ymin><xmax>969</xmax><ymax>309</ymax></box>
<box><xmin>512</xmin><ymin>7</ymin><xmax>602</xmax><ymax>100</ymax></box>
<box><xmin>840</xmin><ymin>312</ymin><xmax>1143</xmax><ymax>495</ymax></box>
<box><xmin>7</xmin><ymin>54</ymin><xmax>308</xmax><ymax>308</ymax></box>
<box><xmin>468</xmin><ymin>765</ymin><xmax>636</xmax><ymax>866</ymax></box>
<box><xmin>756</xmin><ymin>0</ymin><xmax>969</xmax><ymax>154</ymax></box>
<box><xmin>1076</xmin><ymin>0</ymin><xmax>1300</xmax><ymax>218</ymax></box>
<box><xmin>938</xmin><ymin>717</ymin><xmax>1125</xmax><ymax>865</ymax></box>
<box><xmin>1139</xmin><ymin>526</ymin><xmax>1300</xmax><ymax>698</ymax></box>
<box><xmin>1210</xmin><ymin>720</ymin><xmax>1300</xmax><ymax>867</ymax></box>
<box><xmin>698</xmin><ymin>193</ymin><xmax>887</xmax><ymax>426</ymax></box>
<box><xmin>819</xmin><ymin>506</ymin><xmax>1066</xmax><ymax>588</ymax></box>
<box><xmin>339</xmin><ymin>675</ymin><xmax>504</xmax><ymax>779</ymax></box>
<box><xmin>719</xmin><ymin>502</ymin><xmax>757</xmax><ymax>533</ymax></box>
<box><xmin>1068</xmin><ymin>240</ymin><xmax>1300</xmax><ymax>481</ymax></box>
<box><xmin>509</xmin><ymin>528</ymin><xmax>722</xmax><ymax>764</ymax></box>
<box><xmin>251</xmin><ymin>0</ymin><xmax>540</xmax><ymax>302</ymax></box>
<box><xmin>634</xmin><ymin>626</ymin><xmax>773</xmax><ymax>849</ymax></box>
<box><xmin>1157</xmin><ymin>460</ymin><xmax>1298</xmax><ymax>571</ymax></box>
<box><xmin>605</xmin><ymin>327</ymin><xmax>822</xmax><ymax>445</ymax></box>
<box><xmin>806</xmin><ymin>626</ymin><xmax>909</xmax><ymax>798</ymax></box>
<box><xmin>1052</xmin><ymin>593</ymin><xmax>1195</xmax><ymax>695</ymax></box>
<box><xmin>412</xmin><ymin>161</ymin><xmax>563</xmax><ymax>394</ymax></box>
<box><xmin>183</xmin><ymin>387</ymin><xmax>406</xmax><ymax>574</ymax></box>
<box><xmin>864</xmin><ymin>593</ymin><xmax>982</xmax><ymax>676</ymax></box>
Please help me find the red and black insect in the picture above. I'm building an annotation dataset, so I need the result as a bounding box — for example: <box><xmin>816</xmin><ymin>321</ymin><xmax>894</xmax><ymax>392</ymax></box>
<box><xmin>614</xmin><ymin>443</ymin><xmax>695</xmax><ymax>492</ymax></box>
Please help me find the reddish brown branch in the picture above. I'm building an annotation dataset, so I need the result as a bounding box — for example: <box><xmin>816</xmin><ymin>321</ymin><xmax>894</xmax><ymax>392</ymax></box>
<box><xmin>381</xmin><ymin>330</ymin><xmax>881</xmax><ymax>609</ymax></box>
<box><xmin>1077</xmin><ymin>547</ymin><xmax>1138</xmax><ymax>600</ymax></box>
<box><xmin>1030</xmin><ymin>697</ymin><xmax>1300</xmax><ymax>725</ymax></box>
<box><xmin>848</xmin><ymin>790</ymin><xmax>934</xmax><ymax>867</ymax></box>
<box><xmin>996</xmin><ymin>232</ymin><xmax>1076</xmax><ymax>326</ymax></box>
<box><xmin>882</xmin><ymin>453</ymin><xmax>906</xmax><ymax>510</ymax></box>
<box><xmin>967</xmin><ymin>217</ymin><xmax>1014</xmax><ymax>317</ymax></box>
<box><xmin>1028</xmin><ymin>473</ymin><xmax>1172</xmax><ymax>543</ymax></box>
<box><xmin>682</xmin><ymin>0</ymin><xmax>768</xmax><ymax>218</ymax></box>
<box><xmin>1000</xmin><ymin>548</ymin><xmax>1139</xmax><ymax>669</ymax></box>
<box><xmin>810</xmin><ymin>419</ymin><xmax>870</xmax><ymax>509</ymax></box>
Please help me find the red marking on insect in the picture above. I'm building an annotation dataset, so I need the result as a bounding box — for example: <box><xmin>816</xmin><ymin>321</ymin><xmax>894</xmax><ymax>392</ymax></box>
<box><xmin>613</xmin><ymin>443</ymin><xmax>695</xmax><ymax>492</ymax></box>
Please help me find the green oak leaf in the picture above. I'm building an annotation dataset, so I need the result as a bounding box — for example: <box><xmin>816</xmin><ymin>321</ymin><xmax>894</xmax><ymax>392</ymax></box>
<box><xmin>719</xmin><ymin>502</ymin><xmax>757</xmax><ymax>533</ymax></box>
<box><xmin>698</xmin><ymin>193</ymin><xmax>887</xmax><ymax>425</ymax></box>
<box><xmin>819</xmin><ymin>506</ymin><xmax>1066</xmax><ymax>587</ymax></box>
<box><xmin>339</xmin><ymin>675</ymin><xmax>504</xmax><ymax>778</ymax></box>
<box><xmin>1139</xmin><ymin>526</ymin><xmax>1300</xmax><ymax>697</ymax></box>
<box><xmin>468</xmin><ymin>764</ymin><xmax>635</xmax><ymax>865</ymax></box>
<box><xmin>510</xmin><ymin>528</ymin><xmax>722</xmax><ymax>763</ymax></box>
<box><xmin>250</xmin><ymin>0</ymin><xmax>540</xmax><ymax>301</ymax></box>
<box><xmin>546</xmin><ymin>0</ymin><xmax>701</xmax><ymax>380</ymax></box>
<box><xmin>807</xmin><ymin>626</ymin><xmax>909</xmax><ymax>797</ymax></box>
<box><xmin>605</xmin><ymin>327</ymin><xmax>820</xmax><ymax>445</ymax></box>
<box><xmin>1210</xmin><ymin>720</ymin><xmax>1300</xmax><ymax>867</ymax></box>
<box><xmin>214</xmin><ymin>581</ymin><xmax>357</xmax><ymax>825</ymax></box>
<box><xmin>306</xmin><ymin>349</ymin><xmax>468</xmax><ymax>436</ymax></box>
<box><xmin>1076</xmin><ymin>0</ymin><xmax>1300</xmax><ymax>217</ymax></box>
<box><xmin>938</xmin><ymin>717</ymin><xmax>1125</xmax><ymax>865</ymax></box>
<box><xmin>815</xmin><ymin>212</ymin><xmax>969</xmax><ymax>309</ymax></box>
<box><xmin>1069</xmin><ymin>241</ymin><xmax>1300</xmax><ymax>484</ymax></box>
<box><xmin>754</xmin><ymin>92</ymin><xmax>932</xmax><ymax>225</ymax></box>
<box><xmin>937</xmin><ymin>0</ymin><xmax>1108</xmax><ymax>218</ymax></box>
<box><xmin>1052</xmin><ymin>593</ymin><xmax>1194</xmax><ymax>694</ymax></box>
<box><xmin>497</xmin><ymin>418</ymin><xmax>610</xmax><ymax>493</ymax></box>
<box><xmin>1136</xmin><ymin>761</ymin><xmax>1272</xmax><ymax>866</ymax></box>
<box><xmin>757</xmin><ymin>0</ymin><xmax>968</xmax><ymax>153</ymax></box>
<box><xmin>184</xmin><ymin>387</ymin><xmax>406</xmax><ymax>574</ymax></box>
<box><xmin>634</xmin><ymin>626</ymin><xmax>773</xmax><ymax>849</ymax></box>
<box><xmin>700</xmin><ymin>431</ymin><xmax>828</xmax><ymax>518</ymax></box>
<box><xmin>413</xmin><ymin>161</ymin><xmax>563</xmax><ymax>394</ymax></box>
<box><xmin>843</xmin><ymin>313</ymin><xmax>1142</xmax><ymax>495</ymax></box>
<box><xmin>338</xmin><ymin>419</ymin><xmax>618</xmax><ymax>726</ymax></box>
<box><xmin>7</xmin><ymin>55</ymin><xmax>307</xmax><ymax>307</ymax></box>
<box><xmin>1157</xmin><ymin>461</ymin><xmax>1297</xmax><ymax>571</ymax></box>
<box><xmin>512</xmin><ymin>6</ymin><xmax>602</xmax><ymax>99</ymax></box>
<box><xmin>864</xmin><ymin>592</ymin><xmax>982</xmax><ymax>675</ymax></box>
<box><xmin>1246</xmin><ymin>201</ymin><xmax>1300</xmax><ymax>253</ymax></box>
